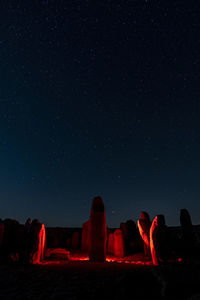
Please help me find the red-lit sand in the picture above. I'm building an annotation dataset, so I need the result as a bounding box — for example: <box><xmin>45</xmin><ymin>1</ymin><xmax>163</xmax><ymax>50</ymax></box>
<box><xmin>42</xmin><ymin>251</ymin><xmax>152</xmax><ymax>266</ymax></box>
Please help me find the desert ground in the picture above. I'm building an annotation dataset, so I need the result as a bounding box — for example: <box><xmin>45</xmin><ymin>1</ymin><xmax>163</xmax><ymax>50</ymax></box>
<box><xmin>1</xmin><ymin>252</ymin><xmax>200</xmax><ymax>300</ymax></box>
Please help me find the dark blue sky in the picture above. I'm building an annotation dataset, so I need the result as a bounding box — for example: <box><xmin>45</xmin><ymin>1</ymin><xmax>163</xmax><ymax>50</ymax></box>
<box><xmin>0</xmin><ymin>0</ymin><xmax>200</xmax><ymax>227</ymax></box>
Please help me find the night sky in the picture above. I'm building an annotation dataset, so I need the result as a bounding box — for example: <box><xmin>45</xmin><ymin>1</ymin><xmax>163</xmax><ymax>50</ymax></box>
<box><xmin>0</xmin><ymin>1</ymin><xmax>200</xmax><ymax>227</ymax></box>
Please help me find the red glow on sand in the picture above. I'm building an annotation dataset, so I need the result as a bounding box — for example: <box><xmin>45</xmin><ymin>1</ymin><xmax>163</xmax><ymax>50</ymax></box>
<box><xmin>105</xmin><ymin>256</ymin><xmax>152</xmax><ymax>265</ymax></box>
<box><xmin>71</xmin><ymin>256</ymin><xmax>89</xmax><ymax>261</ymax></box>
<box><xmin>46</xmin><ymin>253</ymin><xmax>152</xmax><ymax>266</ymax></box>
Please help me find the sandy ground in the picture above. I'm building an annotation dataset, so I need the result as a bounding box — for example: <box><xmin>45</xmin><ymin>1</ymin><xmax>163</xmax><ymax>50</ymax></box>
<box><xmin>0</xmin><ymin>253</ymin><xmax>200</xmax><ymax>299</ymax></box>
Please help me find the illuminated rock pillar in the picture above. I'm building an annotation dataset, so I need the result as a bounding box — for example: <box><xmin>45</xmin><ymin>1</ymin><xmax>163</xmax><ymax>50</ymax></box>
<box><xmin>27</xmin><ymin>220</ymin><xmax>46</xmax><ymax>264</ymax></box>
<box><xmin>150</xmin><ymin>215</ymin><xmax>168</xmax><ymax>265</ymax></box>
<box><xmin>150</xmin><ymin>216</ymin><xmax>158</xmax><ymax>265</ymax></box>
<box><xmin>137</xmin><ymin>211</ymin><xmax>151</xmax><ymax>257</ymax></box>
<box><xmin>39</xmin><ymin>224</ymin><xmax>46</xmax><ymax>262</ymax></box>
<box><xmin>88</xmin><ymin>196</ymin><xmax>107</xmax><ymax>262</ymax></box>
<box><xmin>114</xmin><ymin>229</ymin><xmax>125</xmax><ymax>257</ymax></box>
<box><xmin>107</xmin><ymin>232</ymin><xmax>114</xmax><ymax>254</ymax></box>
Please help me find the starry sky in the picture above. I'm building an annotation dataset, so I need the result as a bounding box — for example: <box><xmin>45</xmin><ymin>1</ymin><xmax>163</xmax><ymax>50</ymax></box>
<box><xmin>0</xmin><ymin>0</ymin><xmax>200</xmax><ymax>227</ymax></box>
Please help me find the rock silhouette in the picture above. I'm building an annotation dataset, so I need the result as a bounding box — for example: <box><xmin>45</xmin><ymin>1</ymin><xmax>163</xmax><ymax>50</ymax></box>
<box><xmin>71</xmin><ymin>231</ymin><xmax>80</xmax><ymax>250</ymax></box>
<box><xmin>88</xmin><ymin>196</ymin><xmax>107</xmax><ymax>262</ymax></box>
<box><xmin>25</xmin><ymin>218</ymin><xmax>31</xmax><ymax>232</ymax></box>
<box><xmin>81</xmin><ymin>220</ymin><xmax>89</xmax><ymax>251</ymax></box>
<box><xmin>1</xmin><ymin>219</ymin><xmax>21</xmax><ymax>259</ymax></box>
<box><xmin>120</xmin><ymin>220</ymin><xmax>141</xmax><ymax>254</ymax></box>
<box><xmin>180</xmin><ymin>208</ymin><xmax>200</xmax><ymax>262</ymax></box>
<box><xmin>0</xmin><ymin>220</ymin><xmax>4</xmax><ymax>247</ymax></box>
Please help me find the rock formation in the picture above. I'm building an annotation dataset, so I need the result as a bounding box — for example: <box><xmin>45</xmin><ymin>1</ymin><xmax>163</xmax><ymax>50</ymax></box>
<box><xmin>26</xmin><ymin>219</ymin><xmax>46</xmax><ymax>264</ymax></box>
<box><xmin>120</xmin><ymin>220</ymin><xmax>141</xmax><ymax>254</ymax></box>
<box><xmin>137</xmin><ymin>211</ymin><xmax>151</xmax><ymax>257</ymax></box>
<box><xmin>114</xmin><ymin>229</ymin><xmax>125</xmax><ymax>257</ymax></box>
<box><xmin>150</xmin><ymin>215</ymin><xmax>169</xmax><ymax>265</ymax></box>
<box><xmin>71</xmin><ymin>231</ymin><xmax>79</xmax><ymax>250</ymax></box>
<box><xmin>45</xmin><ymin>248</ymin><xmax>70</xmax><ymax>260</ymax></box>
<box><xmin>107</xmin><ymin>232</ymin><xmax>114</xmax><ymax>254</ymax></box>
<box><xmin>0</xmin><ymin>219</ymin><xmax>4</xmax><ymax>247</ymax></box>
<box><xmin>25</xmin><ymin>218</ymin><xmax>31</xmax><ymax>232</ymax></box>
<box><xmin>88</xmin><ymin>196</ymin><xmax>107</xmax><ymax>262</ymax></box>
<box><xmin>81</xmin><ymin>220</ymin><xmax>89</xmax><ymax>251</ymax></box>
<box><xmin>180</xmin><ymin>208</ymin><xmax>200</xmax><ymax>262</ymax></box>
<box><xmin>1</xmin><ymin>219</ymin><xmax>20</xmax><ymax>257</ymax></box>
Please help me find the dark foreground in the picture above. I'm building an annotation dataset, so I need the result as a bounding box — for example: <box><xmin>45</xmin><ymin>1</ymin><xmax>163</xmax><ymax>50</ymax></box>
<box><xmin>0</xmin><ymin>253</ymin><xmax>200</xmax><ymax>300</ymax></box>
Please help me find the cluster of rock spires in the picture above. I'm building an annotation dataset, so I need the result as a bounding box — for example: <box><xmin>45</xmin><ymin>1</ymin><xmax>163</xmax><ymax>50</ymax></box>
<box><xmin>0</xmin><ymin>196</ymin><xmax>200</xmax><ymax>265</ymax></box>
<box><xmin>0</xmin><ymin>218</ymin><xmax>46</xmax><ymax>264</ymax></box>
<box><xmin>138</xmin><ymin>209</ymin><xmax>200</xmax><ymax>265</ymax></box>
<box><xmin>81</xmin><ymin>197</ymin><xmax>142</xmax><ymax>261</ymax></box>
